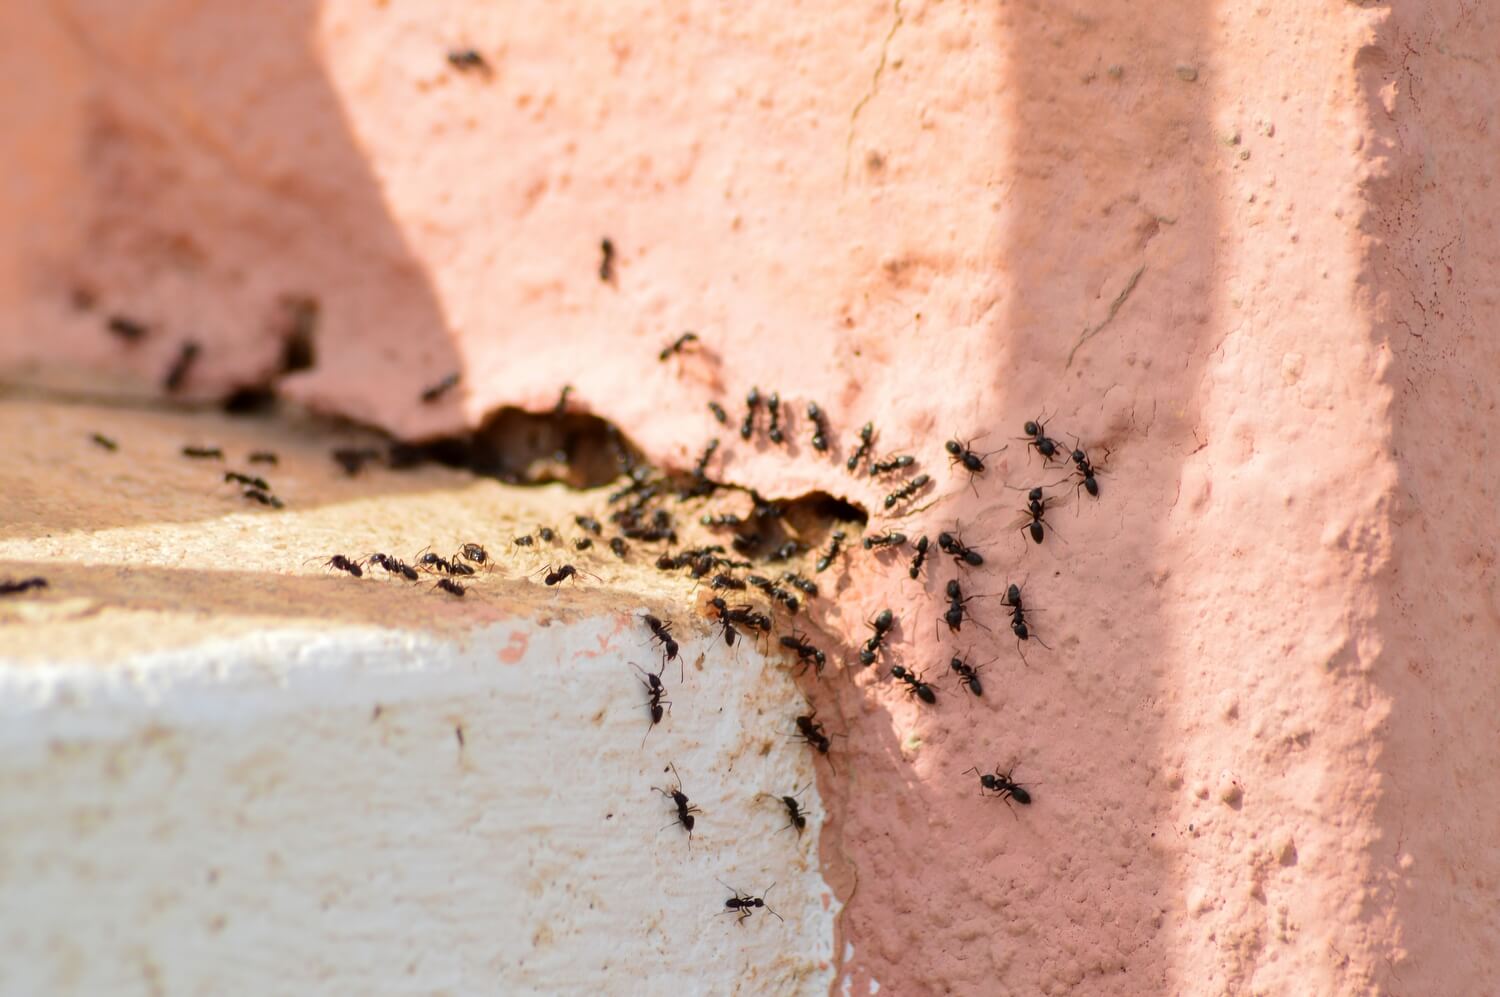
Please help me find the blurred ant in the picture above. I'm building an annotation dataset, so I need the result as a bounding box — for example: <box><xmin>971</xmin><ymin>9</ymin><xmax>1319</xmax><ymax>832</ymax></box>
<box><xmin>693</xmin><ymin>438</ymin><xmax>720</xmax><ymax>481</ymax></box>
<box><xmin>778</xmin><ymin>631</ymin><xmax>825</xmax><ymax>676</ymax></box>
<box><xmin>950</xmin><ymin>654</ymin><xmax>984</xmax><ymax>697</ymax></box>
<box><xmin>966</xmin><ymin>763</ymin><xmax>1033</xmax><ymax>815</ymax></box>
<box><xmin>224</xmin><ymin>471</ymin><xmax>270</xmax><ymax>491</ymax></box>
<box><xmin>0</xmin><ymin>577</ymin><xmax>47</xmax><ymax>596</ymax></box>
<box><xmin>331</xmin><ymin>447</ymin><xmax>380</xmax><ymax>475</ymax></box>
<box><xmin>937</xmin><ymin>527</ymin><xmax>985</xmax><ymax>567</ymax></box>
<box><xmin>435</xmin><ymin>578</ymin><xmax>466</xmax><ymax>597</ymax></box>
<box><xmin>574</xmin><ymin>515</ymin><xmax>602</xmax><ymax>536</ymax></box>
<box><xmin>766</xmin><ymin>392</ymin><xmax>784</xmax><ymax>444</ymax></box>
<box><xmin>1009</xmin><ymin>485</ymin><xmax>1066</xmax><ymax>545</ymax></box>
<box><xmin>163</xmin><ymin>341</ymin><xmax>200</xmax><ymax>393</ymax></box>
<box><xmin>247</xmin><ymin>451</ymin><xmax>278</xmax><ymax>465</ymax></box>
<box><xmin>768</xmin><ymin>541</ymin><xmax>801</xmax><ymax>562</ymax></box>
<box><xmin>846</xmin><ymin>422</ymin><xmax>874</xmax><ymax>473</ymax></box>
<box><xmin>749</xmin><ymin>575</ymin><xmax>800</xmax><ymax>614</ymax></box>
<box><xmin>513</xmin><ymin>534</ymin><xmax>535</xmax><ymax>548</ymax></box>
<box><xmin>719</xmin><ymin>880</ymin><xmax>783</xmax><ymax>924</ymax></box>
<box><xmin>106</xmin><ymin>315</ymin><xmax>148</xmax><ymax>342</ymax></box>
<box><xmin>1021</xmin><ymin>413</ymin><xmax>1064</xmax><ymax>464</ymax></box>
<box><xmin>655</xmin><ymin>763</ymin><xmax>701</xmax><ymax>841</ymax></box>
<box><xmin>868</xmin><ymin>454</ymin><xmax>915</xmax><ymax>476</ymax></box>
<box><xmin>633</xmin><ymin>661</ymin><xmax>671</xmax><ymax>745</ymax></box>
<box><xmin>599</xmin><ymin>238</ymin><xmax>616</xmax><ymax>283</ymax></box>
<box><xmin>863</xmin><ymin>530</ymin><xmax>906</xmax><ymax>551</ymax></box>
<box><xmin>308</xmin><ymin>554</ymin><xmax>363</xmax><ymax>578</ymax></box>
<box><xmin>701</xmin><ymin>512</ymin><xmax>743</xmax><ymax>529</ymax></box>
<box><xmin>740</xmin><ymin>388</ymin><xmax>761</xmax><ymax>441</ymax></box>
<box><xmin>943</xmin><ymin>578</ymin><xmax>990</xmax><ymax>635</ymax></box>
<box><xmin>806</xmin><ymin>403</ymin><xmax>828</xmax><ymax>452</ymax></box>
<box><xmin>892</xmin><ymin>664</ymin><xmax>937</xmax><ymax>705</ymax></box>
<box><xmin>574</xmin><ymin>537</ymin><xmax>594</xmax><ymax>551</ymax></box>
<box><xmin>446</xmin><ymin>48</ymin><xmax>490</xmax><ymax>73</ymax></box>
<box><xmin>815</xmin><ymin>530</ymin><xmax>846</xmax><ymax>573</ymax></box>
<box><xmin>858</xmin><ymin>608</ymin><xmax>895</xmax><ymax>666</ymax></box>
<box><xmin>91</xmin><ymin>433</ymin><xmax>118</xmax><ymax>452</ymax></box>
<box><xmin>883</xmin><ymin>473</ymin><xmax>931</xmax><ymax>510</ymax></box>
<box><xmin>781</xmin><ymin>571</ymin><xmax>817</xmax><ymax>597</ymax></box>
<box><xmin>538</xmin><ymin>563</ymin><xmax>597</xmax><ymax>586</ymax></box>
<box><xmin>182</xmin><ymin>445</ymin><xmax>223</xmax><ymax>460</ymax></box>
<box><xmin>908</xmin><ymin>536</ymin><xmax>930</xmax><ymax>580</ymax></box>
<box><xmin>243</xmin><ymin>487</ymin><xmax>283</xmax><ymax>508</ymax></box>
<box><xmin>711</xmin><ymin>573</ymin><xmax>747</xmax><ymax>591</ymax></box>
<box><xmin>420</xmin><ymin>372</ymin><xmax>461</xmax><ymax>403</ymax></box>
<box><xmin>538</xmin><ymin>527</ymin><xmax>557</xmax><ymax>543</ymax></box>
<box><xmin>658</xmin><ymin>331</ymin><xmax>699</xmax><ymax>361</ymax></box>
<box><xmin>708</xmin><ymin>400</ymin><xmax>729</xmax><ymax>424</ymax></box>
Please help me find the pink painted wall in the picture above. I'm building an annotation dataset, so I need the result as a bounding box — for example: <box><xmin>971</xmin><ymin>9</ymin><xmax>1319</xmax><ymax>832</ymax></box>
<box><xmin>4</xmin><ymin>1</ymin><xmax>1498</xmax><ymax>992</ymax></box>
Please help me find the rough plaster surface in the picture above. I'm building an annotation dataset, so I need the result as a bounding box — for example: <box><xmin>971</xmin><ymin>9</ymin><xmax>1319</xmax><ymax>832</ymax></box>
<box><xmin>3</xmin><ymin>1</ymin><xmax>1499</xmax><ymax>994</ymax></box>
<box><xmin>0</xmin><ymin>398</ymin><xmax>837</xmax><ymax>996</ymax></box>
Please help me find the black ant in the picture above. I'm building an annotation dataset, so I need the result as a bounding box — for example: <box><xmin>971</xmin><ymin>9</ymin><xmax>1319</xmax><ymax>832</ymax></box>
<box><xmin>446</xmin><ymin>48</ymin><xmax>490</xmax><ymax>73</ymax></box>
<box><xmin>247</xmin><ymin>451</ymin><xmax>278</xmax><ymax>465</ymax></box>
<box><xmin>1010</xmin><ymin>485</ymin><xmax>1066</xmax><ymax>545</ymax></box>
<box><xmin>846</xmin><ymin>422</ymin><xmax>874</xmax><ymax>473</ymax></box>
<box><xmin>1001</xmin><ymin>580</ymin><xmax>1051</xmax><ymax>662</ymax></box>
<box><xmin>748</xmin><ymin>575</ymin><xmax>799</xmax><ymax>614</ymax></box>
<box><xmin>693</xmin><ymin>438</ymin><xmax>720</xmax><ymax>480</ymax></box>
<box><xmin>946</xmin><ymin>435</ymin><xmax>1005</xmax><ymax>493</ymax></box>
<box><xmin>1021</xmin><ymin>414</ymin><xmax>1064</xmax><ymax>464</ymax></box>
<box><xmin>415</xmin><ymin>548</ymin><xmax>456</xmax><ymax>574</ymax></box>
<box><xmin>868</xmin><ymin>454</ymin><xmax>915</xmax><ymax>476</ymax></box>
<box><xmin>599</xmin><ymin>238</ymin><xmax>616</xmax><ymax>283</ymax></box>
<box><xmin>937</xmin><ymin>527</ymin><xmax>985</xmax><ymax>567</ymax></box>
<box><xmin>457</xmin><ymin>543</ymin><xmax>490</xmax><ymax>566</ymax></box>
<box><xmin>182</xmin><ymin>445</ymin><xmax>223</xmax><ymax>460</ymax></box>
<box><xmin>966</xmin><ymin>763</ymin><xmax>1033</xmax><ymax>814</ymax></box>
<box><xmin>655</xmin><ymin>763</ymin><xmax>701</xmax><ymax>841</ymax></box>
<box><xmin>701</xmin><ymin>513</ymin><xmax>743</xmax><ymax>529</ymax></box>
<box><xmin>950</xmin><ymin>654</ymin><xmax>984</xmax><ymax>697</ymax></box>
<box><xmin>793</xmin><ymin>712</ymin><xmax>833</xmax><ymax>766</ymax></box>
<box><xmin>1</xmin><ymin>577</ymin><xmax>48</xmax><ymax>596</ymax></box>
<box><xmin>806</xmin><ymin>403</ymin><xmax>828</xmax><ymax>452</ymax></box>
<box><xmin>331</xmin><ymin>446</ymin><xmax>381</xmax><ymax>476</ymax></box>
<box><xmin>513</xmin><ymin>534</ymin><xmax>534</xmax><ymax>548</ymax></box>
<box><xmin>778</xmin><ymin>631</ymin><xmax>825</xmax><ymax>676</ymax></box>
<box><xmin>740</xmin><ymin>388</ymin><xmax>761</xmax><ymax>441</ymax></box>
<box><xmin>1068</xmin><ymin>438</ymin><xmax>1106</xmax><ymax>499</ymax></box>
<box><xmin>762</xmin><ymin>788</ymin><xmax>809</xmax><ymax>834</ymax></box>
<box><xmin>883</xmin><ymin>473</ymin><xmax>931</xmax><ymax>510</ymax></box>
<box><xmin>719</xmin><ymin>881</ymin><xmax>783</xmax><ymax>923</ymax></box>
<box><xmin>435</xmin><ymin>578</ymin><xmax>466</xmax><ymax>597</ymax></box>
<box><xmin>768</xmin><ymin>541</ymin><xmax>801</xmax><ymax>562</ymax></box>
<box><xmin>658</xmin><ymin>331</ymin><xmax>699</xmax><ymax>361</ymax></box>
<box><xmin>641</xmin><ymin>613</ymin><xmax>681</xmax><ymax>677</ymax></box>
<box><xmin>309</xmin><ymin>554</ymin><xmax>363</xmax><ymax>578</ymax></box>
<box><xmin>632</xmin><ymin>661</ymin><xmax>671</xmax><ymax>744</ymax></box>
<box><xmin>224</xmin><ymin>471</ymin><xmax>270</xmax><ymax>491</ymax></box>
<box><xmin>91</xmin><ymin>433</ymin><xmax>118</xmax><ymax>451</ymax></box>
<box><xmin>536</xmin><ymin>527</ymin><xmax>556</xmax><ymax>544</ymax></box>
<box><xmin>163</xmin><ymin>341</ymin><xmax>200</xmax><ymax>393</ymax></box>
<box><xmin>243</xmin><ymin>487</ymin><xmax>283</xmax><ymax>508</ymax></box>
<box><xmin>908</xmin><ymin>536</ymin><xmax>930</xmax><ymax>580</ymax></box>
<box><xmin>420</xmin><ymin>371</ymin><xmax>461</xmax><ymax>403</ymax></box>
<box><xmin>781</xmin><ymin>571</ymin><xmax>817</xmax><ymax>597</ymax></box>
<box><xmin>766</xmin><ymin>392</ymin><xmax>784</xmax><ymax>444</ymax></box>
<box><xmin>815</xmin><ymin>530</ymin><xmax>846</xmax><ymax>573</ymax></box>
<box><xmin>609</xmin><ymin>537</ymin><xmax>629</xmax><ymax>558</ymax></box>
<box><xmin>707</xmin><ymin>597</ymin><xmax>740</xmax><ymax>646</ymax></box>
<box><xmin>892</xmin><ymin>664</ymin><xmax>937</xmax><ymax>705</ymax></box>
<box><xmin>574</xmin><ymin>537</ymin><xmax>594</xmax><ymax>550</ymax></box>
<box><xmin>539</xmin><ymin>563</ymin><xmax>597</xmax><ymax>586</ymax></box>
<box><xmin>574</xmin><ymin>515</ymin><xmax>602</xmax><ymax>536</ymax></box>
<box><xmin>858</xmin><ymin>608</ymin><xmax>895</xmax><ymax>666</ymax></box>
<box><xmin>943</xmin><ymin>578</ymin><xmax>989</xmax><ymax>635</ymax></box>
<box><xmin>711</xmin><ymin>573</ymin><xmax>747</xmax><ymax>591</ymax></box>
<box><xmin>367</xmin><ymin>553</ymin><xmax>420</xmax><ymax>582</ymax></box>
<box><xmin>106</xmin><ymin>315</ymin><xmax>148</xmax><ymax>342</ymax></box>
<box><xmin>862</xmin><ymin>530</ymin><xmax>906</xmax><ymax>551</ymax></box>
<box><xmin>708</xmin><ymin>400</ymin><xmax>728</xmax><ymax>424</ymax></box>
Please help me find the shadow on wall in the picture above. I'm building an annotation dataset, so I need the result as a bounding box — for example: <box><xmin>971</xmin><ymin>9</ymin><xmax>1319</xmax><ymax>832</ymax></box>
<box><xmin>0</xmin><ymin>0</ymin><xmax>460</xmax><ymax>432</ymax></box>
<box><xmin>821</xmin><ymin>0</ymin><xmax>1222</xmax><ymax>992</ymax></box>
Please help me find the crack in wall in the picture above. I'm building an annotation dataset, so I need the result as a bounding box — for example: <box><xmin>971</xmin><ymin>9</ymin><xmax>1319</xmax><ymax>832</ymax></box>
<box><xmin>842</xmin><ymin>0</ymin><xmax>904</xmax><ymax>187</ymax></box>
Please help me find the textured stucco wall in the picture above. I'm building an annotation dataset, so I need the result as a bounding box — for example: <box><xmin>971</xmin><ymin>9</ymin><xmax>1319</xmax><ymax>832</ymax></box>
<box><xmin>3</xmin><ymin>1</ymin><xmax>1498</xmax><ymax>994</ymax></box>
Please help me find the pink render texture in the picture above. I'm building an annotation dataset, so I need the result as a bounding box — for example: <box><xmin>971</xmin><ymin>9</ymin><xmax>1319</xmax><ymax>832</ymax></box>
<box><xmin>2</xmin><ymin>1</ymin><xmax>1496</xmax><ymax>993</ymax></box>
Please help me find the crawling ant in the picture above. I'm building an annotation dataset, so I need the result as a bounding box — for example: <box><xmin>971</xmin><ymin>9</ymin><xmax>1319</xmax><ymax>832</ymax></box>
<box><xmin>711</xmin><ymin>573</ymin><xmax>747</xmax><ymax>591</ymax></box>
<box><xmin>163</xmin><ymin>341</ymin><xmax>200</xmax><ymax>393</ymax></box>
<box><xmin>310</xmin><ymin>554</ymin><xmax>363</xmax><ymax>578</ymax></box>
<box><xmin>846</xmin><ymin>422</ymin><xmax>875</xmax><ymax>473</ymax></box>
<box><xmin>642</xmin><ymin>613</ymin><xmax>681</xmax><ymax>677</ymax></box>
<box><xmin>763</xmin><ymin>788</ymin><xmax>809</xmax><ymax>834</ymax></box>
<box><xmin>574</xmin><ymin>515</ymin><xmax>602</xmax><ymax>536</ymax></box>
<box><xmin>858</xmin><ymin>608</ymin><xmax>895</xmax><ymax>666</ymax></box>
<box><xmin>719</xmin><ymin>881</ymin><xmax>783</xmax><ymax>924</ymax></box>
<box><xmin>420</xmin><ymin>371</ymin><xmax>460</xmax><ymax>403</ymax></box>
<box><xmin>331</xmin><ymin>447</ymin><xmax>380</xmax><ymax>476</ymax></box>
<box><xmin>778</xmin><ymin>631</ymin><xmax>825</xmax><ymax>676</ymax></box>
<box><xmin>946</xmin><ymin>435</ymin><xmax>1005</xmax><ymax>493</ymax></box>
<box><xmin>908</xmin><ymin>536</ymin><xmax>930</xmax><ymax>580</ymax></box>
<box><xmin>950</xmin><ymin>654</ymin><xmax>984</xmax><ymax>697</ymax></box>
<box><xmin>1009</xmin><ymin>485</ymin><xmax>1066</xmax><ymax>545</ymax></box>
<box><xmin>766</xmin><ymin>392</ymin><xmax>784</xmax><ymax>444</ymax></box>
<box><xmin>247</xmin><ymin>451</ymin><xmax>278</xmax><ymax>465</ymax></box>
<box><xmin>538</xmin><ymin>526</ymin><xmax>557</xmax><ymax>544</ymax></box>
<box><xmin>966</xmin><ymin>763</ymin><xmax>1033</xmax><ymax>814</ymax></box>
<box><xmin>0</xmin><ymin>577</ymin><xmax>48</xmax><ymax>596</ymax></box>
<box><xmin>806</xmin><ymin>403</ymin><xmax>828</xmax><ymax>452</ymax></box>
<box><xmin>1021</xmin><ymin>414</ymin><xmax>1064</xmax><ymax>464</ymax></box>
<box><xmin>415</xmin><ymin>548</ymin><xmax>457</xmax><ymax>575</ymax></box>
<box><xmin>868</xmin><ymin>454</ymin><xmax>915</xmax><ymax>476</ymax></box>
<box><xmin>943</xmin><ymin>578</ymin><xmax>989</xmax><ymax>635</ymax></box>
<box><xmin>862</xmin><ymin>530</ymin><xmax>906</xmax><ymax>551</ymax></box>
<box><xmin>655</xmin><ymin>763</ymin><xmax>702</xmax><ymax>841</ymax></box>
<box><xmin>513</xmin><ymin>534</ymin><xmax>534</xmax><ymax>548</ymax></box>
<box><xmin>539</xmin><ymin>563</ymin><xmax>596</xmax><ymax>586</ymax></box>
<box><xmin>884</xmin><ymin>473</ymin><xmax>931</xmax><ymax>510</ymax></box>
<box><xmin>90</xmin><ymin>433</ymin><xmax>118</xmax><ymax>452</ymax></box>
<box><xmin>692</xmin><ymin>438</ymin><xmax>720</xmax><ymax>479</ymax></box>
<box><xmin>435</xmin><ymin>578</ymin><xmax>466</xmax><ymax>597</ymax></box>
<box><xmin>106</xmin><ymin>315</ymin><xmax>148</xmax><ymax>342</ymax></box>
<box><xmin>705</xmin><ymin>400</ymin><xmax>729</xmax><ymax>425</ymax></box>
<box><xmin>937</xmin><ymin>527</ymin><xmax>985</xmax><ymax>567</ymax></box>
<box><xmin>181</xmin><ymin>445</ymin><xmax>223</xmax><ymax>460</ymax></box>
<box><xmin>224</xmin><ymin>471</ymin><xmax>270</xmax><ymax>491</ymax></box>
<box><xmin>367</xmin><ymin>553</ymin><xmax>420</xmax><ymax>582</ymax></box>
<box><xmin>599</xmin><ymin>237</ymin><xmax>616</xmax><ymax>283</ymax></box>
<box><xmin>243</xmin><ymin>487</ymin><xmax>283</xmax><ymax>508</ymax></box>
<box><xmin>457</xmin><ymin>543</ymin><xmax>490</xmax><ymax>566</ymax></box>
<box><xmin>740</xmin><ymin>388</ymin><xmax>761</xmax><ymax>441</ymax></box>
<box><xmin>658</xmin><ymin>331</ymin><xmax>699</xmax><ymax>361</ymax></box>
<box><xmin>768</xmin><ymin>541</ymin><xmax>801</xmax><ymax>562</ymax></box>
<box><xmin>1001</xmin><ymin>579</ymin><xmax>1051</xmax><ymax>661</ymax></box>
<box><xmin>1068</xmin><ymin>439</ymin><xmax>1106</xmax><ymax>499</ymax></box>
<box><xmin>815</xmin><ymin>530</ymin><xmax>846</xmax><ymax>573</ymax></box>
<box><xmin>892</xmin><ymin>664</ymin><xmax>937</xmax><ymax>705</ymax></box>
<box><xmin>609</xmin><ymin>537</ymin><xmax>629</xmax><ymax>558</ymax></box>
<box><xmin>632</xmin><ymin>661</ymin><xmax>672</xmax><ymax>744</ymax></box>
<box><xmin>793</xmin><ymin>711</ymin><xmax>833</xmax><ymax>764</ymax></box>
<box><xmin>446</xmin><ymin>48</ymin><xmax>490</xmax><ymax>72</ymax></box>
<box><xmin>574</xmin><ymin>537</ymin><xmax>594</xmax><ymax>550</ymax></box>
<box><xmin>707</xmin><ymin>597</ymin><xmax>742</xmax><ymax>647</ymax></box>
<box><xmin>781</xmin><ymin>571</ymin><xmax>817</xmax><ymax>597</ymax></box>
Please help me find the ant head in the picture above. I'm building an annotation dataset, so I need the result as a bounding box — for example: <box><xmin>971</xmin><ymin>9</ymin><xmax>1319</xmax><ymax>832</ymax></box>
<box><xmin>1028</xmin><ymin>486</ymin><xmax>1043</xmax><ymax>500</ymax></box>
<box><xmin>944</xmin><ymin>439</ymin><xmax>961</xmax><ymax>456</ymax></box>
<box><xmin>1007</xmin><ymin>583</ymin><xmax>1022</xmax><ymax>603</ymax></box>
